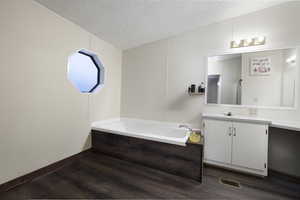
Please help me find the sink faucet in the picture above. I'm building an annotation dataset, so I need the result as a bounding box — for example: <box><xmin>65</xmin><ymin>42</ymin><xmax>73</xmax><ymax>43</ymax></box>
<box><xmin>179</xmin><ymin>124</ymin><xmax>193</xmax><ymax>132</ymax></box>
<box><xmin>224</xmin><ymin>112</ymin><xmax>232</xmax><ymax>116</ymax></box>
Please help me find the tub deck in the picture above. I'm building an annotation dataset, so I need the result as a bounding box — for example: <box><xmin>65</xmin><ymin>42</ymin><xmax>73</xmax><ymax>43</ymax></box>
<box><xmin>91</xmin><ymin>118</ymin><xmax>190</xmax><ymax>146</ymax></box>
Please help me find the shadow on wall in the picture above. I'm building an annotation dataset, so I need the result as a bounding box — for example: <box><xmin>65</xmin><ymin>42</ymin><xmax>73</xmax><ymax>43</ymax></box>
<box><xmin>269</xmin><ymin>128</ymin><xmax>300</xmax><ymax>178</ymax></box>
<box><xmin>190</xmin><ymin>113</ymin><xmax>203</xmax><ymax>127</ymax></box>
<box><xmin>168</xmin><ymin>93</ymin><xmax>190</xmax><ymax>110</ymax></box>
<box><xmin>83</xmin><ymin>134</ymin><xmax>92</xmax><ymax>150</ymax></box>
<box><xmin>168</xmin><ymin>91</ymin><xmax>205</xmax><ymax>110</ymax></box>
<box><xmin>167</xmin><ymin>92</ymin><xmax>204</xmax><ymax>127</ymax></box>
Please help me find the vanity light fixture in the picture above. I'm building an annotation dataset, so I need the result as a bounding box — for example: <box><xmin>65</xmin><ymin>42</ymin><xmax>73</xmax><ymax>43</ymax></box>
<box><xmin>253</xmin><ymin>36</ymin><xmax>266</xmax><ymax>45</ymax></box>
<box><xmin>230</xmin><ymin>36</ymin><xmax>266</xmax><ymax>48</ymax></box>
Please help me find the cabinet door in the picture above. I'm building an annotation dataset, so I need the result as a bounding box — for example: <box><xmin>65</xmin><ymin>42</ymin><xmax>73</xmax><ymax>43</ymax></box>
<box><xmin>204</xmin><ymin>119</ymin><xmax>232</xmax><ymax>164</ymax></box>
<box><xmin>232</xmin><ymin>122</ymin><xmax>268</xmax><ymax>171</ymax></box>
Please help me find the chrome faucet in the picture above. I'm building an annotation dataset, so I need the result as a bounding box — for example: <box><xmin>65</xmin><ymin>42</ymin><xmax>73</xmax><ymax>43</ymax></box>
<box><xmin>224</xmin><ymin>112</ymin><xmax>232</xmax><ymax>116</ymax></box>
<box><xmin>179</xmin><ymin>124</ymin><xmax>193</xmax><ymax>132</ymax></box>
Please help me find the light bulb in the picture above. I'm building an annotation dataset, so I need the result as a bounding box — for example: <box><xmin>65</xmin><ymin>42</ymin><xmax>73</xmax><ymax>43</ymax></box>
<box><xmin>253</xmin><ymin>36</ymin><xmax>266</xmax><ymax>45</ymax></box>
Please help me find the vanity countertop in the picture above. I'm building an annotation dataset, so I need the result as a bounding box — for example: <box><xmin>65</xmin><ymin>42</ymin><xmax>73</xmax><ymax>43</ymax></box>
<box><xmin>202</xmin><ymin>113</ymin><xmax>300</xmax><ymax>132</ymax></box>
<box><xmin>202</xmin><ymin>113</ymin><xmax>272</xmax><ymax>124</ymax></box>
<box><xmin>271</xmin><ymin>121</ymin><xmax>300</xmax><ymax>132</ymax></box>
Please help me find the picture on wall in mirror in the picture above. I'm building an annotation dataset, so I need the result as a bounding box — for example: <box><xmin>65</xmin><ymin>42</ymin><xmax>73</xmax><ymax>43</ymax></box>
<box><xmin>250</xmin><ymin>57</ymin><xmax>271</xmax><ymax>76</ymax></box>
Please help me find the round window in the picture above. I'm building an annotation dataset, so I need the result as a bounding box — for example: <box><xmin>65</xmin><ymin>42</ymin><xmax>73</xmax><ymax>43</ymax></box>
<box><xmin>67</xmin><ymin>49</ymin><xmax>104</xmax><ymax>93</ymax></box>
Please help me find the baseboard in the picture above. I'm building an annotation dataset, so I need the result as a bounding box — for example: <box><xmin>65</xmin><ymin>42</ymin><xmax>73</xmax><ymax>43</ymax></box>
<box><xmin>0</xmin><ymin>149</ymin><xmax>91</xmax><ymax>193</ymax></box>
<box><xmin>268</xmin><ymin>169</ymin><xmax>300</xmax><ymax>184</ymax></box>
<box><xmin>204</xmin><ymin>160</ymin><xmax>267</xmax><ymax>177</ymax></box>
<box><xmin>205</xmin><ymin>163</ymin><xmax>300</xmax><ymax>184</ymax></box>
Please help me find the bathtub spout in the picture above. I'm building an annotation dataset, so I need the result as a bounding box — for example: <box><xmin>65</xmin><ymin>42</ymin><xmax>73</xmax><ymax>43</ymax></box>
<box><xmin>179</xmin><ymin>124</ymin><xmax>193</xmax><ymax>132</ymax></box>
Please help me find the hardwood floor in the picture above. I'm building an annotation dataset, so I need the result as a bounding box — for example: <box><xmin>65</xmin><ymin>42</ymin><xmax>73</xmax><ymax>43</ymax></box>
<box><xmin>0</xmin><ymin>151</ymin><xmax>299</xmax><ymax>199</ymax></box>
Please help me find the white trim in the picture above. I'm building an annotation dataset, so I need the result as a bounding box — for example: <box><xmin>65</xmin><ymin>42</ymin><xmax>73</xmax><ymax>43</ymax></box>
<box><xmin>204</xmin><ymin>160</ymin><xmax>267</xmax><ymax>177</ymax></box>
<box><xmin>205</xmin><ymin>45</ymin><xmax>299</xmax><ymax>110</ymax></box>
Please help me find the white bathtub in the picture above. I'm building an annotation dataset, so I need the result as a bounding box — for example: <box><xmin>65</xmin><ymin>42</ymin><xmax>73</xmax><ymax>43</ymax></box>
<box><xmin>91</xmin><ymin>118</ymin><xmax>190</xmax><ymax>146</ymax></box>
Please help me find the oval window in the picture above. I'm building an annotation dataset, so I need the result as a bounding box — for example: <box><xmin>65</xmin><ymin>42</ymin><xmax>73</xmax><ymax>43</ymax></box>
<box><xmin>67</xmin><ymin>49</ymin><xmax>104</xmax><ymax>93</ymax></box>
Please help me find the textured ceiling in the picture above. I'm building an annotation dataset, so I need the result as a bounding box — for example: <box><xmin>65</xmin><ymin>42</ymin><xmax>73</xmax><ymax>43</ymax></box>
<box><xmin>35</xmin><ymin>0</ymin><xmax>286</xmax><ymax>50</ymax></box>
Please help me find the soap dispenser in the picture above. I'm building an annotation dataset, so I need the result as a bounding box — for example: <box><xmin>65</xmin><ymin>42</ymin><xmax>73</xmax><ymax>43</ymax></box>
<box><xmin>198</xmin><ymin>82</ymin><xmax>205</xmax><ymax>93</ymax></box>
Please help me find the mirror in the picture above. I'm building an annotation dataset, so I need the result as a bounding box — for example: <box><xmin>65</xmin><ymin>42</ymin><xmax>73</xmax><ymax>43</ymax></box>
<box><xmin>206</xmin><ymin>48</ymin><xmax>298</xmax><ymax>108</ymax></box>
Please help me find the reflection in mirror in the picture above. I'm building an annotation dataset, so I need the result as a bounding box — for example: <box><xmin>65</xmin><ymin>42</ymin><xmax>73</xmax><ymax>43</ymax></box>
<box><xmin>206</xmin><ymin>48</ymin><xmax>297</xmax><ymax>108</ymax></box>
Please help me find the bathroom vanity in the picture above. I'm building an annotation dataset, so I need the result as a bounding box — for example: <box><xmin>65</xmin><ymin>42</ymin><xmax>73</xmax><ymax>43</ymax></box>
<box><xmin>203</xmin><ymin>47</ymin><xmax>299</xmax><ymax>177</ymax></box>
<box><xmin>202</xmin><ymin>114</ymin><xmax>271</xmax><ymax>176</ymax></box>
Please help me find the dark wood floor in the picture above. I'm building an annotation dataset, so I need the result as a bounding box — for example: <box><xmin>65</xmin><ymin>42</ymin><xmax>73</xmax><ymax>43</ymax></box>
<box><xmin>1</xmin><ymin>151</ymin><xmax>299</xmax><ymax>199</ymax></box>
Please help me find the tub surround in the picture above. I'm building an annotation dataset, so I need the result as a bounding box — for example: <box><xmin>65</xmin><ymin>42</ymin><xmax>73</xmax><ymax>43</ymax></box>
<box><xmin>91</xmin><ymin>118</ymin><xmax>203</xmax><ymax>181</ymax></box>
<box><xmin>202</xmin><ymin>113</ymin><xmax>300</xmax><ymax>132</ymax></box>
<box><xmin>91</xmin><ymin>130</ymin><xmax>203</xmax><ymax>182</ymax></box>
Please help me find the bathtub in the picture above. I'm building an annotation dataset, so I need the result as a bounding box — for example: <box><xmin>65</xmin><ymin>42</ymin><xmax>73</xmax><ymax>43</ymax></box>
<box><xmin>91</xmin><ymin>118</ymin><xmax>190</xmax><ymax>146</ymax></box>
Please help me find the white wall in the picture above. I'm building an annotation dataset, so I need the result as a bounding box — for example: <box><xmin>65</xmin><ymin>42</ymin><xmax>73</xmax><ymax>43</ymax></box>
<box><xmin>0</xmin><ymin>0</ymin><xmax>122</xmax><ymax>184</ymax></box>
<box><xmin>282</xmin><ymin>48</ymin><xmax>297</xmax><ymax>107</ymax></box>
<box><xmin>241</xmin><ymin>49</ymin><xmax>284</xmax><ymax>107</ymax></box>
<box><xmin>122</xmin><ymin>1</ymin><xmax>300</xmax><ymax>127</ymax></box>
<box><xmin>121</xmin><ymin>1</ymin><xmax>300</xmax><ymax>177</ymax></box>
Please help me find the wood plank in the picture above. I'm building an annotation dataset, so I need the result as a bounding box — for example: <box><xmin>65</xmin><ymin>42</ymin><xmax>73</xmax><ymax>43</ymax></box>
<box><xmin>1</xmin><ymin>152</ymin><xmax>299</xmax><ymax>200</ymax></box>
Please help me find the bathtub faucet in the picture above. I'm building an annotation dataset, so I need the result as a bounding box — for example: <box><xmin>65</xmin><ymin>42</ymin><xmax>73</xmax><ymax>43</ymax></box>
<box><xmin>179</xmin><ymin>124</ymin><xmax>193</xmax><ymax>132</ymax></box>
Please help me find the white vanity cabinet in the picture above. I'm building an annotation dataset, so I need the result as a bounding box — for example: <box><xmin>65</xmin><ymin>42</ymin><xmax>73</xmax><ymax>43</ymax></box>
<box><xmin>203</xmin><ymin>118</ymin><xmax>269</xmax><ymax>176</ymax></box>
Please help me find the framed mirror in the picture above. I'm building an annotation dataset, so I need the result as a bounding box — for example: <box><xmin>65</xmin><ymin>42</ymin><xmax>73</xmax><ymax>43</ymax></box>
<box><xmin>206</xmin><ymin>47</ymin><xmax>298</xmax><ymax>109</ymax></box>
